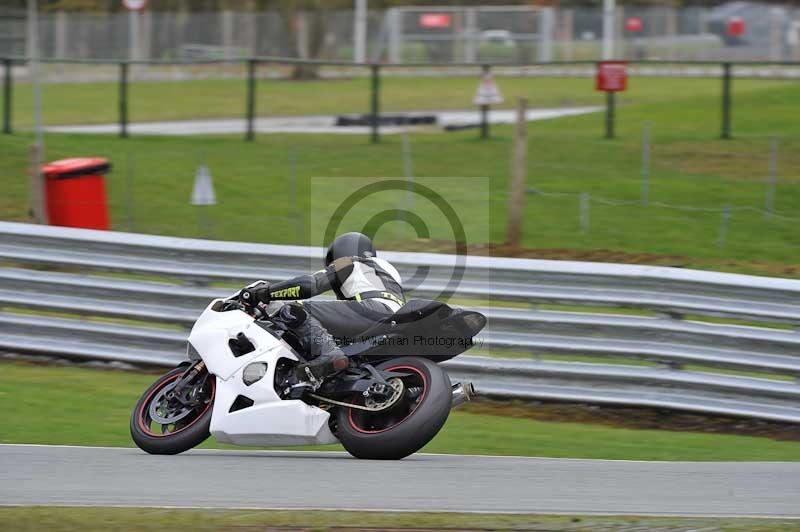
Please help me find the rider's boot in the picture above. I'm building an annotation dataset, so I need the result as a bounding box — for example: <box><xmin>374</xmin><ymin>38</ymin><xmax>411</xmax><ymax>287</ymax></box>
<box><xmin>273</xmin><ymin>303</ymin><xmax>349</xmax><ymax>386</ymax></box>
<box><xmin>295</xmin><ymin>349</ymin><xmax>349</xmax><ymax>384</ymax></box>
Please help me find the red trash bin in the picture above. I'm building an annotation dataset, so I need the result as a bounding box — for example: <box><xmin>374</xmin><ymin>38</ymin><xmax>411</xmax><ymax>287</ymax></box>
<box><xmin>42</xmin><ymin>158</ymin><xmax>111</xmax><ymax>230</ymax></box>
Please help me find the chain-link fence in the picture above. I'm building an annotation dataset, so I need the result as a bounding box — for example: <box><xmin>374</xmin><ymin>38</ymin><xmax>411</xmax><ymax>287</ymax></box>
<box><xmin>3</xmin><ymin>4</ymin><xmax>800</xmax><ymax>64</ymax></box>
<box><xmin>0</xmin><ymin>8</ymin><xmax>25</xmax><ymax>59</ymax></box>
<box><xmin>383</xmin><ymin>6</ymin><xmax>553</xmax><ymax>63</ymax></box>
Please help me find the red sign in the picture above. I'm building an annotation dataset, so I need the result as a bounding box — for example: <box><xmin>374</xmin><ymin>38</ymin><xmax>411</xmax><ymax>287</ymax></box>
<box><xmin>625</xmin><ymin>17</ymin><xmax>643</xmax><ymax>33</ymax></box>
<box><xmin>727</xmin><ymin>16</ymin><xmax>745</xmax><ymax>37</ymax></box>
<box><xmin>596</xmin><ymin>61</ymin><xmax>628</xmax><ymax>92</ymax></box>
<box><xmin>420</xmin><ymin>13</ymin><xmax>452</xmax><ymax>28</ymax></box>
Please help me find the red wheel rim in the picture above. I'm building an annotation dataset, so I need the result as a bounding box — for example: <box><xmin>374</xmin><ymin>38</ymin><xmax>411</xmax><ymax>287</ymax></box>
<box><xmin>347</xmin><ymin>364</ymin><xmax>428</xmax><ymax>434</ymax></box>
<box><xmin>137</xmin><ymin>373</ymin><xmax>215</xmax><ymax>437</ymax></box>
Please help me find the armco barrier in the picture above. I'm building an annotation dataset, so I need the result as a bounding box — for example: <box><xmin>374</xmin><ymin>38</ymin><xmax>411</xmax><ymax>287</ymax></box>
<box><xmin>1</xmin><ymin>221</ymin><xmax>799</xmax><ymax>423</ymax></box>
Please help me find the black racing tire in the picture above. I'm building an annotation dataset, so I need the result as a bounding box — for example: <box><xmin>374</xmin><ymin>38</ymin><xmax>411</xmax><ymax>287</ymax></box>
<box><xmin>336</xmin><ymin>357</ymin><xmax>452</xmax><ymax>460</ymax></box>
<box><xmin>130</xmin><ymin>366</ymin><xmax>215</xmax><ymax>455</ymax></box>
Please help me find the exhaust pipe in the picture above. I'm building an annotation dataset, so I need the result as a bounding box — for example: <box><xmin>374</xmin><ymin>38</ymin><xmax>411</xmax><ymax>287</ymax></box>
<box><xmin>451</xmin><ymin>381</ymin><xmax>475</xmax><ymax>408</ymax></box>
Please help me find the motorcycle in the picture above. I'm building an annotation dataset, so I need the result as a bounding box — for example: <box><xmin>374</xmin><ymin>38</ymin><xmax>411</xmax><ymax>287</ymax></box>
<box><xmin>130</xmin><ymin>295</ymin><xmax>486</xmax><ymax>460</ymax></box>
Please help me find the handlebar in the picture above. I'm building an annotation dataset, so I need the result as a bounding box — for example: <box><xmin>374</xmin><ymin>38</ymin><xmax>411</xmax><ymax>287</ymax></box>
<box><xmin>222</xmin><ymin>296</ymin><xmax>267</xmax><ymax>320</ymax></box>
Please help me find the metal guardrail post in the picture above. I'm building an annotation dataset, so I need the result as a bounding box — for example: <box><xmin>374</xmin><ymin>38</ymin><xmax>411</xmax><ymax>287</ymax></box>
<box><xmin>245</xmin><ymin>59</ymin><xmax>256</xmax><ymax>142</ymax></box>
<box><xmin>370</xmin><ymin>64</ymin><xmax>380</xmax><ymax>143</ymax></box>
<box><xmin>721</xmin><ymin>62</ymin><xmax>732</xmax><ymax>140</ymax></box>
<box><xmin>118</xmin><ymin>62</ymin><xmax>129</xmax><ymax>138</ymax></box>
<box><xmin>2</xmin><ymin>59</ymin><xmax>11</xmax><ymax>135</ymax></box>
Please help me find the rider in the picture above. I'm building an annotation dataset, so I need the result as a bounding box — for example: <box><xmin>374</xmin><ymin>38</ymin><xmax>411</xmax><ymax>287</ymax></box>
<box><xmin>238</xmin><ymin>232</ymin><xmax>405</xmax><ymax>385</ymax></box>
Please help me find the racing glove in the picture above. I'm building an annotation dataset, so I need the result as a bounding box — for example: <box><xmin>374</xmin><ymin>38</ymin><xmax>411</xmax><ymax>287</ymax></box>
<box><xmin>239</xmin><ymin>280</ymin><xmax>271</xmax><ymax>307</ymax></box>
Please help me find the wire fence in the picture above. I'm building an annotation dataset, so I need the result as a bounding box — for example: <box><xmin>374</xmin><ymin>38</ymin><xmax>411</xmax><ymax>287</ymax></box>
<box><xmin>521</xmin><ymin>123</ymin><xmax>799</xmax><ymax>256</ymax></box>
<box><xmin>8</xmin><ymin>125</ymin><xmax>790</xmax><ymax>268</ymax></box>
<box><xmin>3</xmin><ymin>57</ymin><xmax>800</xmax><ymax>141</ymax></box>
<box><xmin>3</xmin><ymin>5</ymin><xmax>800</xmax><ymax>63</ymax></box>
<box><xmin>529</xmin><ymin>188</ymin><xmax>800</xmax><ymax>250</ymax></box>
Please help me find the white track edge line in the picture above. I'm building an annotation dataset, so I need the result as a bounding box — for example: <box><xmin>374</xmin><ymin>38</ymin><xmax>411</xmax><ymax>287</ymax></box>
<box><xmin>1</xmin><ymin>443</ymin><xmax>798</xmax><ymax>464</ymax></box>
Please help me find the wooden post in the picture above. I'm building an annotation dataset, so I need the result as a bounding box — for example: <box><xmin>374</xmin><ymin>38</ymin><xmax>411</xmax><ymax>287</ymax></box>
<box><xmin>479</xmin><ymin>64</ymin><xmax>490</xmax><ymax>139</ymax></box>
<box><xmin>28</xmin><ymin>0</ymin><xmax>46</xmax><ymax>225</ymax></box>
<box><xmin>506</xmin><ymin>97</ymin><xmax>528</xmax><ymax>249</ymax></box>
<box><xmin>245</xmin><ymin>59</ymin><xmax>257</xmax><ymax>142</ymax></box>
<box><xmin>721</xmin><ymin>62</ymin><xmax>732</xmax><ymax>140</ymax></box>
<box><xmin>119</xmin><ymin>62</ymin><xmax>129</xmax><ymax>138</ymax></box>
<box><xmin>3</xmin><ymin>59</ymin><xmax>11</xmax><ymax>134</ymax></box>
<box><xmin>370</xmin><ymin>64</ymin><xmax>380</xmax><ymax>143</ymax></box>
<box><xmin>579</xmin><ymin>192</ymin><xmax>590</xmax><ymax>234</ymax></box>
<box><xmin>764</xmin><ymin>137</ymin><xmax>779</xmax><ymax>218</ymax></box>
<box><xmin>640</xmin><ymin>122</ymin><xmax>651</xmax><ymax>205</ymax></box>
<box><xmin>29</xmin><ymin>143</ymin><xmax>47</xmax><ymax>224</ymax></box>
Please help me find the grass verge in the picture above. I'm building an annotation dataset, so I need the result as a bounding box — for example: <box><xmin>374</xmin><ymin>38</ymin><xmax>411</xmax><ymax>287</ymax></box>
<box><xmin>2</xmin><ymin>360</ymin><xmax>800</xmax><ymax>461</ymax></box>
<box><xmin>1</xmin><ymin>507</ymin><xmax>798</xmax><ymax>532</ymax></box>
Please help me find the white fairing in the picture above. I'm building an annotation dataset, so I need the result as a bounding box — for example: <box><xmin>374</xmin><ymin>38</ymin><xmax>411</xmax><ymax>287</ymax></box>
<box><xmin>187</xmin><ymin>300</ymin><xmax>339</xmax><ymax>447</ymax></box>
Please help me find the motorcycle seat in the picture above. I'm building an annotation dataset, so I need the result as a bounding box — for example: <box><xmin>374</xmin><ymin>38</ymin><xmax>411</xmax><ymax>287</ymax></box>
<box><xmin>385</xmin><ymin>299</ymin><xmax>451</xmax><ymax>325</ymax></box>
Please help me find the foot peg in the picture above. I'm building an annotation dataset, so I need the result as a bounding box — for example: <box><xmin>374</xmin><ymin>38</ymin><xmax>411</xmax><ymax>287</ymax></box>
<box><xmin>304</xmin><ymin>367</ymin><xmax>321</xmax><ymax>390</ymax></box>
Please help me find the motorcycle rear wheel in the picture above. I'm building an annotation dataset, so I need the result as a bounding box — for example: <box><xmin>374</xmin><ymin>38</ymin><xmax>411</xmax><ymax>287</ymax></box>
<box><xmin>130</xmin><ymin>365</ymin><xmax>215</xmax><ymax>455</ymax></box>
<box><xmin>336</xmin><ymin>357</ymin><xmax>452</xmax><ymax>460</ymax></box>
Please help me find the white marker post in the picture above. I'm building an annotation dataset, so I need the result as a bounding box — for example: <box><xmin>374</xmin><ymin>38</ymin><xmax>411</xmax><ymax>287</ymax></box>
<box><xmin>473</xmin><ymin>68</ymin><xmax>503</xmax><ymax>139</ymax></box>
<box><xmin>191</xmin><ymin>164</ymin><xmax>217</xmax><ymax>238</ymax></box>
<box><xmin>191</xmin><ymin>164</ymin><xmax>217</xmax><ymax>206</ymax></box>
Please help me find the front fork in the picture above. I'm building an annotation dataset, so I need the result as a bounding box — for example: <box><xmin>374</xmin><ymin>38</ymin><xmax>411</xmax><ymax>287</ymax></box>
<box><xmin>170</xmin><ymin>360</ymin><xmax>208</xmax><ymax>407</ymax></box>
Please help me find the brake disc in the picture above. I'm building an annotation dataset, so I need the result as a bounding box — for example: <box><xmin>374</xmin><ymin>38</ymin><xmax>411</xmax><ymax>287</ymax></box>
<box><xmin>364</xmin><ymin>378</ymin><xmax>404</xmax><ymax>410</ymax></box>
<box><xmin>148</xmin><ymin>381</ymin><xmax>194</xmax><ymax>425</ymax></box>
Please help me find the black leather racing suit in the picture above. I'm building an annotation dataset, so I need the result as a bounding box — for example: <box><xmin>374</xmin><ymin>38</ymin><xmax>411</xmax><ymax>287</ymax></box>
<box><xmin>262</xmin><ymin>255</ymin><xmax>406</xmax><ymax>362</ymax></box>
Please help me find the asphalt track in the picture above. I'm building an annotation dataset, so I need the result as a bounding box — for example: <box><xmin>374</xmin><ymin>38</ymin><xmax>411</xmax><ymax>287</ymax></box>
<box><xmin>44</xmin><ymin>107</ymin><xmax>600</xmax><ymax>136</ymax></box>
<box><xmin>2</xmin><ymin>444</ymin><xmax>799</xmax><ymax>517</ymax></box>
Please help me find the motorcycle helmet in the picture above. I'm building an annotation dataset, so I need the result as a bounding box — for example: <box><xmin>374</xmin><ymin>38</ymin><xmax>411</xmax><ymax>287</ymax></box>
<box><xmin>325</xmin><ymin>232</ymin><xmax>375</xmax><ymax>266</ymax></box>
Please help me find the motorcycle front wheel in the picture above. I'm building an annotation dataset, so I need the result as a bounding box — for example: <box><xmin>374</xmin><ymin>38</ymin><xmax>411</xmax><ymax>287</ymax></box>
<box><xmin>130</xmin><ymin>365</ymin><xmax>215</xmax><ymax>455</ymax></box>
<box><xmin>336</xmin><ymin>356</ymin><xmax>452</xmax><ymax>460</ymax></box>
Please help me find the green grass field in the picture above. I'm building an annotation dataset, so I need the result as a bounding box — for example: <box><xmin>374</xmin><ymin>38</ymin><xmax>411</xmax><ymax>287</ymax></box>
<box><xmin>2</xmin><ymin>361</ymin><xmax>799</xmax><ymax>461</ymax></box>
<box><xmin>6</xmin><ymin>74</ymin><xmax>795</xmax><ymax>127</ymax></box>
